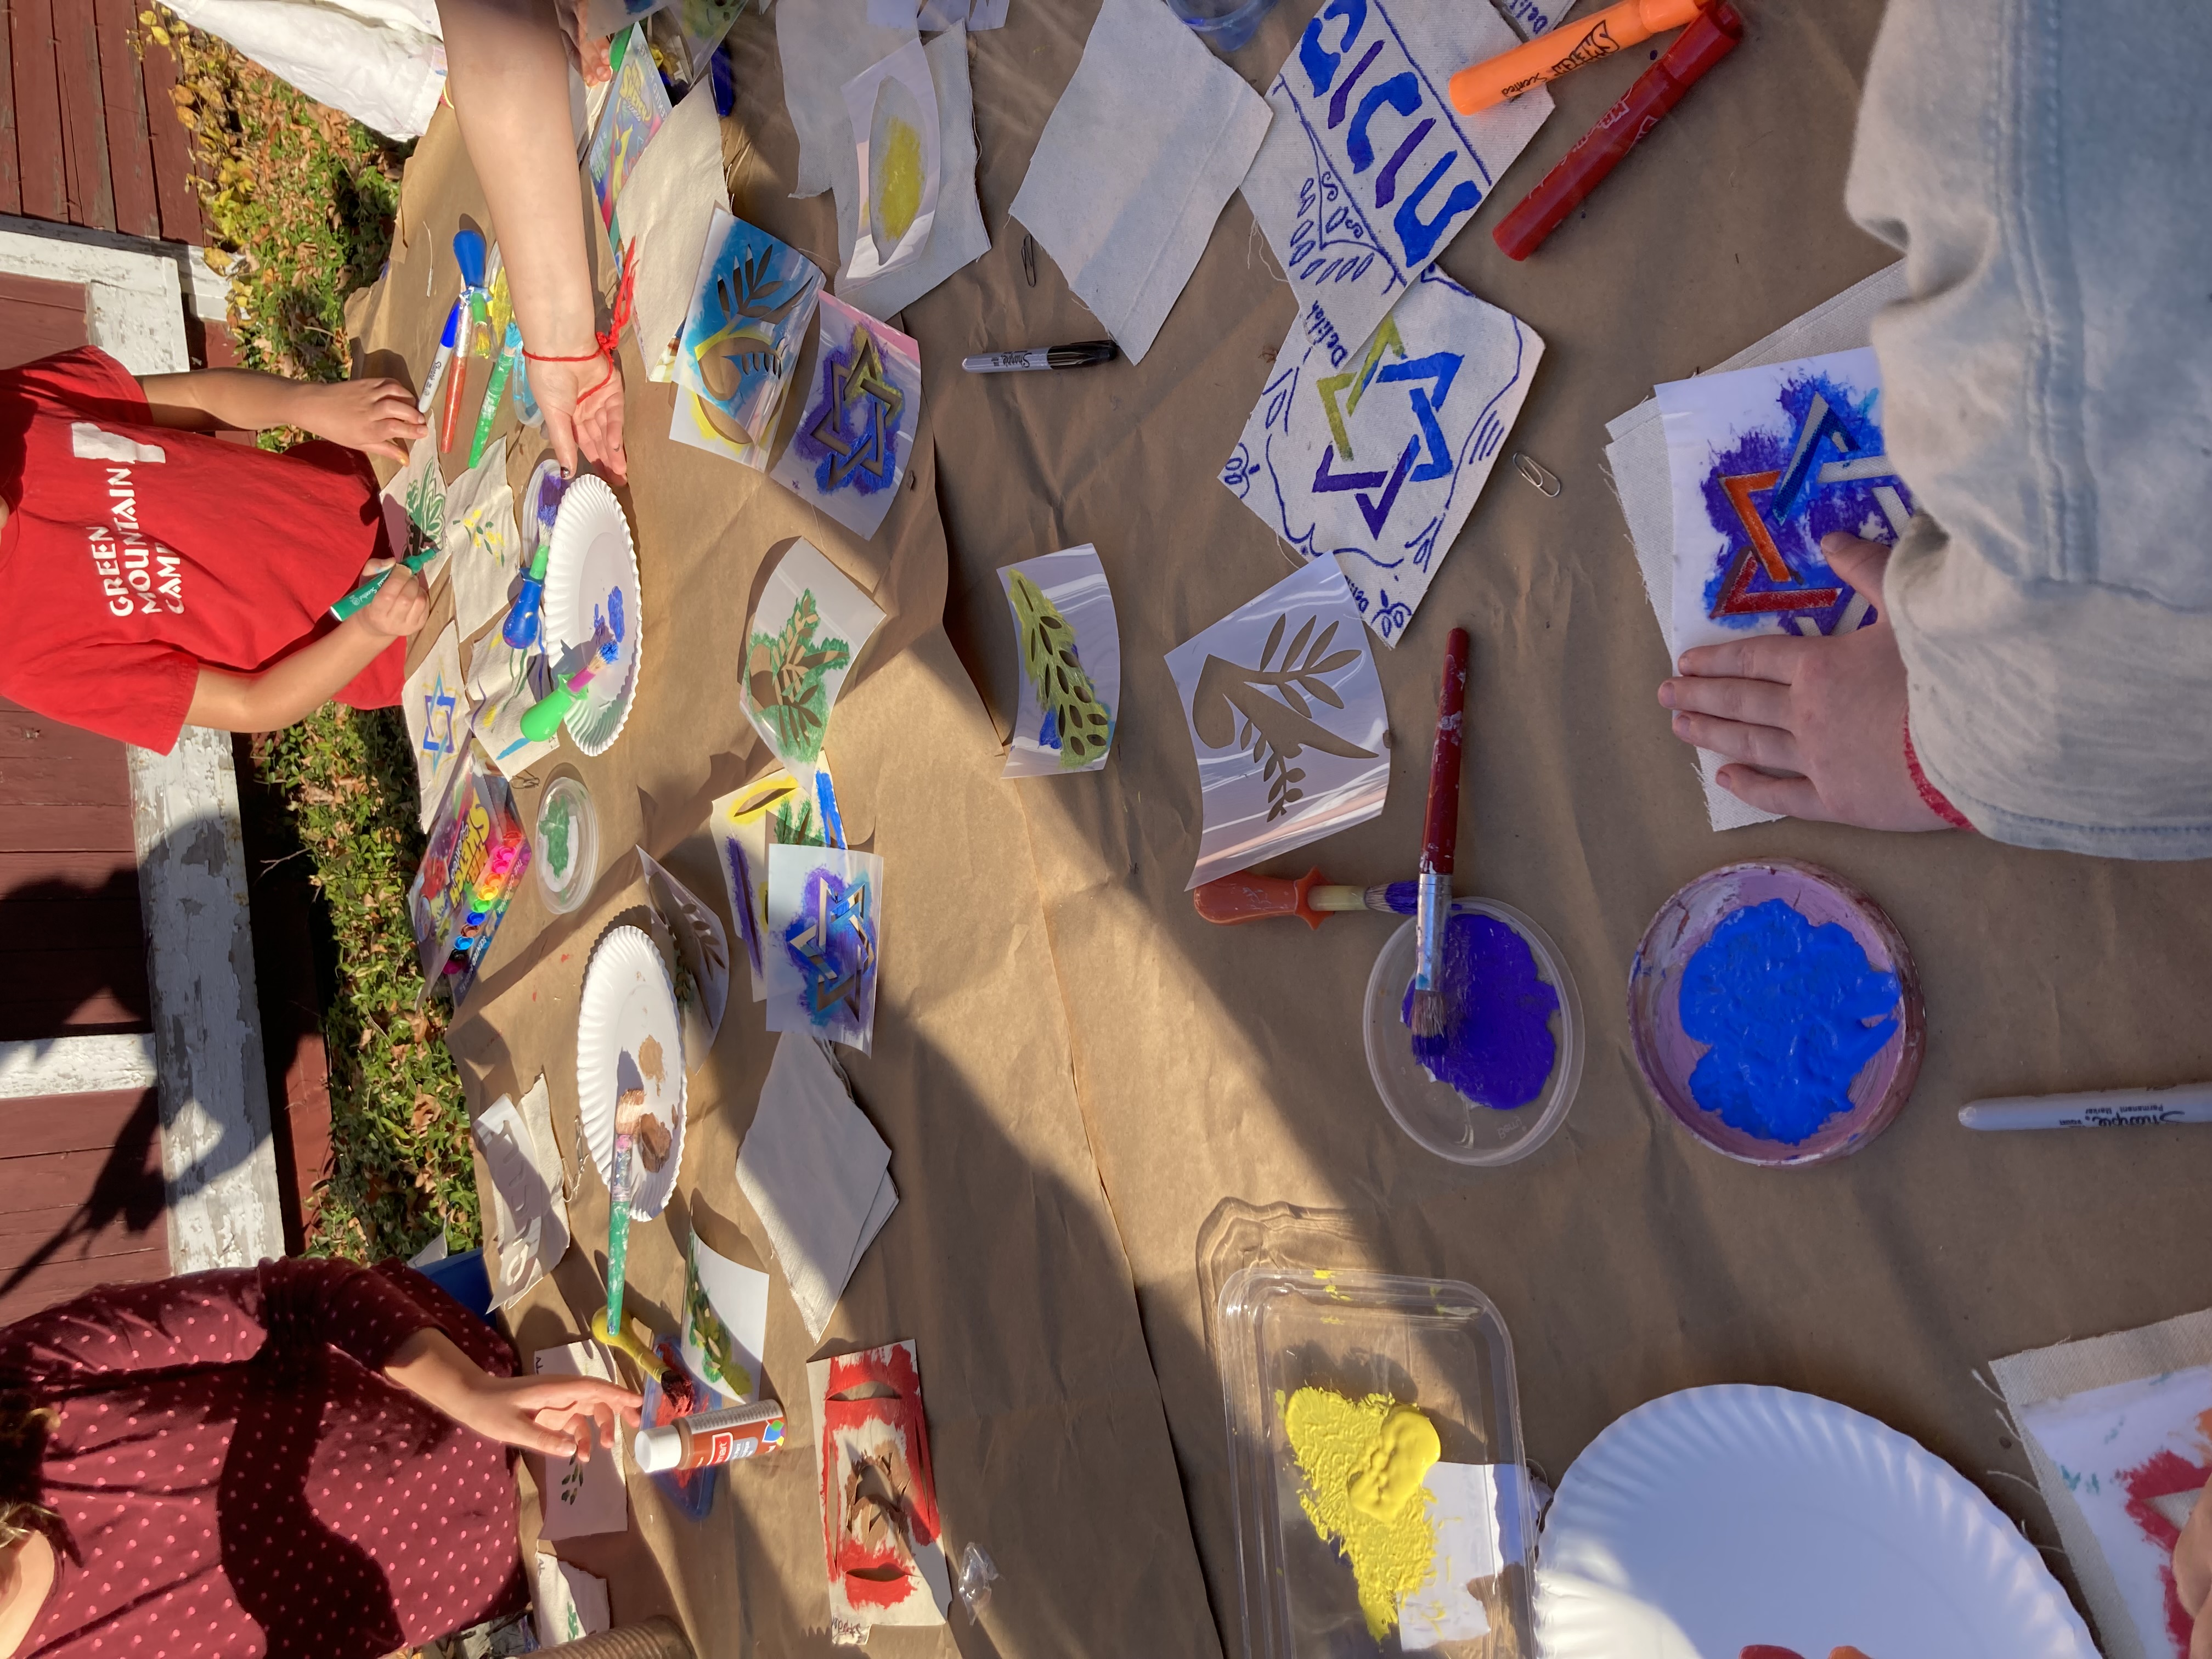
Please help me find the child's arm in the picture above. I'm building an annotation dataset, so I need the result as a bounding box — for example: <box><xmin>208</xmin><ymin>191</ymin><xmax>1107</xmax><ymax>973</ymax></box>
<box><xmin>136</xmin><ymin>370</ymin><xmax>425</xmax><ymax>462</ymax></box>
<box><xmin>184</xmin><ymin>558</ymin><xmax>430</xmax><ymax>732</ymax></box>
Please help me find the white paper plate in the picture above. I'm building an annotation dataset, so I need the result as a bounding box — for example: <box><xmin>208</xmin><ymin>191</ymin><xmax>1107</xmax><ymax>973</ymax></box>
<box><xmin>544</xmin><ymin>475</ymin><xmax>642</xmax><ymax>758</ymax></box>
<box><xmin>575</xmin><ymin>924</ymin><xmax>686</xmax><ymax>1221</ymax></box>
<box><xmin>1536</xmin><ymin>1385</ymin><xmax>2096</xmax><ymax>1659</ymax></box>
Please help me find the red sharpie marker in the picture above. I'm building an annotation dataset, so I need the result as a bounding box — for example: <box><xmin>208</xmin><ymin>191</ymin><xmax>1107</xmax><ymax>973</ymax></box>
<box><xmin>1492</xmin><ymin>2</ymin><xmax>1744</xmax><ymax>261</ymax></box>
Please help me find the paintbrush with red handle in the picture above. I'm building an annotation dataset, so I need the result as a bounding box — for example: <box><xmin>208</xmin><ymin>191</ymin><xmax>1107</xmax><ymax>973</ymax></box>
<box><xmin>1408</xmin><ymin>628</ymin><xmax>1471</xmax><ymax>1054</ymax></box>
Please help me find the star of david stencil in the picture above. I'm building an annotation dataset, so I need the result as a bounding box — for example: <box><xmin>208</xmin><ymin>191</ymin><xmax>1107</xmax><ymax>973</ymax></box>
<box><xmin>400</xmin><ymin>623</ymin><xmax>469</xmax><ymax>833</ymax></box>
<box><xmin>764</xmin><ymin>844</ymin><xmax>884</xmax><ymax>1053</ymax></box>
<box><xmin>1221</xmin><ymin>266</ymin><xmax>1541</xmax><ymax>646</ymax></box>
<box><xmin>770</xmin><ymin>291</ymin><xmax>923</xmax><ymax>544</ymax></box>
<box><xmin>1658</xmin><ymin>347</ymin><xmax>1917</xmax><ymax>657</ymax></box>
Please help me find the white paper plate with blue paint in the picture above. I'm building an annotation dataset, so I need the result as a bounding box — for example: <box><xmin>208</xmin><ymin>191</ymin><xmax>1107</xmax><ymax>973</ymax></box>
<box><xmin>544</xmin><ymin>475</ymin><xmax>642</xmax><ymax>758</ymax></box>
<box><xmin>1536</xmin><ymin>1385</ymin><xmax>2096</xmax><ymax>1659</ymax></box>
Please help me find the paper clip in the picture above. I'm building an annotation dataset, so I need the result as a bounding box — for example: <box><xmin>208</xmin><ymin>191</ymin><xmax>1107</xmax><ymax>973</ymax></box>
<box><xmin>1513</xmin><ymin>453</ymin><xmax>1561</xmax><ymax>497</ymax></box>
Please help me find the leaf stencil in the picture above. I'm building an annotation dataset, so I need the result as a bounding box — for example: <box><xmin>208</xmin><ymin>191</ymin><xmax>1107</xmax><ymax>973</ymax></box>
<box><xmin>747</xmin><ymin>589</ymin><xmax>851</xmax><ymax>764</ymax></box>
<box><xmin>1010</xmin><ymin>572</ymin><xmax>1113</xmax><ymax>768</ymax></box>
<box><xmin>1190</xmin><ymin>612</ymin><xmax>1374</xmax><ymax>821</ymax></box>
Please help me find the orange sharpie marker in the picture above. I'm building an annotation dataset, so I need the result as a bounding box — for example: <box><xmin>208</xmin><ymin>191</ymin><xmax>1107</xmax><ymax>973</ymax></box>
<box><xmin>1450</xmin><ymin>0</ymin><xmax>1711</xmax><ymax>114</ymax></box>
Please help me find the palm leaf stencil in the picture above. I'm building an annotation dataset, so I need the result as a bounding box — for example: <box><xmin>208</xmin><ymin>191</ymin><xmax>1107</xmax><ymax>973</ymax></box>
<box><xmin>1190</xmin><ymin>612</ymin><xmax>1373</xmax><ymax>821</ymax></box>
<box><xmin>746</xmin><ymin>589</ymin><xmax>851</xmax><ymax>763</ymax></box>
<box><xmin>1009</xmin><ymin>572</ymin><xmax>1112</xmax><ymax>768</ymax></box>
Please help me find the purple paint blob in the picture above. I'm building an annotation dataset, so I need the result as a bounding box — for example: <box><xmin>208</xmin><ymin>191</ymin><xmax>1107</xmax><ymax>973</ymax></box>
<box><xmin>1400</xmin><ymin>911</ymin><xmax>1560</xmax><ymax>1110</ymax></box>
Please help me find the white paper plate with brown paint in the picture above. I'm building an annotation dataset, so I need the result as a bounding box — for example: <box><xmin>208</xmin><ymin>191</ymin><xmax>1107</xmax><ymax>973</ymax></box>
<box><xmin>576</xmin><ymin>924</ymin><xmax>686</xmax><ymax>1221</ymax></box>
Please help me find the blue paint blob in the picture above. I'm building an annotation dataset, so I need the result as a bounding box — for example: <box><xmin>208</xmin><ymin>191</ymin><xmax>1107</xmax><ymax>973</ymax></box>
<box><xmin>1679</xmin><ymin>899</ymin><xmax>1900</xmax><ymax>1144</ymax></box>
<box><xmin>1400</xmin><ymin>912</ymin><xmax>1560</xmax><ymax>1110</ymax></box>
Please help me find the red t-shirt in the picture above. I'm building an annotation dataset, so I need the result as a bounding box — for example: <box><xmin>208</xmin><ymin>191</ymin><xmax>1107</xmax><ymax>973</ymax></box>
<box><xmin>0</xmin><ymin>348</ymin><xmax>406</xmax><ymax>752</ymax></box>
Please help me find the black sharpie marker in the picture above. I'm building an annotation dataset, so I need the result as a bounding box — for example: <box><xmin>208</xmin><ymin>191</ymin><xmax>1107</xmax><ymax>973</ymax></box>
<box><xmin>961</xmin><ymin>341</ymin><xmax>1118</xmax><ymax>373</ymax></box>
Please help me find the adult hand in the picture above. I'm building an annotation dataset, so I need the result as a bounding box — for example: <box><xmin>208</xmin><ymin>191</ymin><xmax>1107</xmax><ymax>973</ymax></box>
<box><xmin>1657</xmin><ymin>532</ymin><xmax>1948</xmax><ymax>832</ymax></box>
<box><xmin>445</xmin><ymin>1370</ymin><xmax>645</xmax><ymax>1462</ymax></box>
<box><xmin>529</xmin><ymin>352</ymin><xmax>628</xmax><ymax>486</ymax></box>
<box><xmin>2179</xmin><ymin>1482</ymin><xmax>2212</xmax><ymax>1659</ymax></box>
<box><xmin>354</xmin><ymin>558</ymin><xmax>430</xmax><ymax>640</ymax></box>
<box><xmin>296</xmin><ymin>378</ymin><xmax>426</xmax><ymax>463</ymax></box>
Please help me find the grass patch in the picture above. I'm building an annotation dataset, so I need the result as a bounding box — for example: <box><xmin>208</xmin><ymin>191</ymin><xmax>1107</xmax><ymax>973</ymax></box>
<box><xmin>145</xmin><ymin>8</ymin><xmax>407</xmax><ymax>389</ymax></box>
<box><xmin>255</xmin><ymin>711</ymin><xmax>481</xmax><ymax>1262</ymax></box>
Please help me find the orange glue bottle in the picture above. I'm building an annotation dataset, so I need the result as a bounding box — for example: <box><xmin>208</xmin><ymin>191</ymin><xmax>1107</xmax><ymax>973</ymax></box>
<box><xmin>1450</xmin><ymin>0</ymin><xmax>1709</xmax><ymax>114</ymax></box>
<box><xmin>631</xmin><ymin>1400</ymin><xmax>787</xmax><ymax>1472</ymax></box>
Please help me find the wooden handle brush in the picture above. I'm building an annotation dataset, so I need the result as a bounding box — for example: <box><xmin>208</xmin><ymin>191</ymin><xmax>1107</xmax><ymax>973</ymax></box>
<box><xmin>1409</xmin><ymin>629</ymin><xmax>1471</xmax><ymax>1051</ymax></box>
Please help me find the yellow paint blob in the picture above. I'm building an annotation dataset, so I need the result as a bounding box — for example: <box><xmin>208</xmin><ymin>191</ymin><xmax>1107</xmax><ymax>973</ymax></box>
<box><xmin>1281</xmin><ymin>1387</ymin><xmax>1438</xmax><ymax>1638</ymax></box>
<box><xmin>1347</xmin><ymin>1403</ymin><xmax>1441</xmax><ymax>1521</ymax></box>
<box><xmin>876</xmin><ymin>117</ymin><xmax>924</xmax><ymax>245</ymax></box>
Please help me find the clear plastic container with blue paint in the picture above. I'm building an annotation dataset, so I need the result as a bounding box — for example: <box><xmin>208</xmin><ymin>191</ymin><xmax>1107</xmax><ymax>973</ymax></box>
<box><xmin>1165</xmin><ymin>0</ymin><xmax>1280</xmax><ymax>53</ymax></box>
<box><xmin>1362</xmin><ymin>898</ymin><xmax>1584</xmax><ymax>1166</ymax></box>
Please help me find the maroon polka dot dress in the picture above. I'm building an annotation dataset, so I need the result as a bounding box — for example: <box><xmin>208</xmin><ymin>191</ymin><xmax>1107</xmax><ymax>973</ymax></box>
<box><xmin>0</xmin><ymin>1259</ymin><xmax>528</xmax><ymax>1659</ymax></box>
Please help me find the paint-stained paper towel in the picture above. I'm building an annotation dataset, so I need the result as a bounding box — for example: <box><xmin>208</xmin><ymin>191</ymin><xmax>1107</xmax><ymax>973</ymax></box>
<box><xmin>1008</xmin><ymin>0</ymin><xmax>1272</xmax><ymax>364</ymax></box>
<box><xmin>735</xmin><ymin>1031</ymin><xmax>897</xmax><ymax>1341</ymax></box>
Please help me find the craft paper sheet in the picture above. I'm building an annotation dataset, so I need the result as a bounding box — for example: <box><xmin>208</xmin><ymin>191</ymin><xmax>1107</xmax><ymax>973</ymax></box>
<box><xmin>774</xmin><ymin>0</ymin><xmax>915</xmax><ymax>200</ymax></box>
<box><xmin>840</xmin><ymin>41</ymin><xmax>940</xmax><ymax>284</ymax></box>
<box><xmin>765</xmin><ymin>843</ymin><xmax>883</xmax><ymax>1052</ymax></box>
<box><xmin>1166</xmin><ymin>559</ymin><xmax>1390</xmax><ymax>889</ymax></box>
<box><xmin>473</xmin><ymin>1076</ymin><xmax>571</xmax><ymax>1310</ymax></box>
<box><xmin>998</xmin><ymin>546</ymin><xmax>1119</xmax><ymax>776</ymax></box>
<box><xmin>616</xmin><ymin>82</ymin><xmax>730</xmax><ymax>381</ymax></box>
<box><xmin>679</xmin><ymin>1231</ymin><xmax>772</xmax><ymax>1403</ymax></box>
<box><xmin>1240</xmin><ymin>0</ymin><xmax>1553</xmax><ymax>359</ymax></box>
<box><xmin>1007</xmin><ymin>0</ymin><xmax>1272</xmax><ymax>364</ymax></box>
<box><xmin>735</xmin><ymin>1031</ymin><xmax>897</xmax><ymax>1342</ymax></box>
<box><xmin>465</xmin><ymin>632</ymin><xmax>560</xmax><ymax>780</ymax></box>
<box><xmin>532</xmin><ymin>1340</ymin><xmax>629</xmax><ymax>1539</ymax></box>
<box><xmin>1660</xmin><ymin>346</ymin><xmax>1915</xmax><ymax>658</ymax></box>
<box><xmin>1223</xmin><ymin>267</ymin><xmax>1541</xmax><ymax>645</ymax></box>
<box><xmin>808</xmin><ymin>1341</ymin><xmax>951</xmax><ymax>1639</ymax></box>
<box><xmin>637</xmin><ymin>845</ymin><xmax>730</xmax><ymax>1063</ymax></box>
<box><xmin>529</xmin><ymin>1555</ymin><xmax>610</xmax><ymax>1648</ymax></box>
<box><xmin>403</xmin><ymin>623</ymin><xmax>468</xmax><ymax>831</ymax></box>
<box><xmin>586</xmin><ymin>26</ymin><xmax>672</xmax><ymax>241</ymax></box>
<box><xmin>831</xmin><ymin>27</ymin><xmax>991</xmax><ymax>323</ymax></box>
<box><xmin>673</xmin><ymin>210</ymin><xmax>823</xmax><ymax>461</ymax></box>
<box><xmin>383</xmin><ymin>432</ymin><xmax>447</xmax><ymax>586</ymax></box>
<box><xmin>2016</xmin><ymin>1366</ymin><xmax>2212</xmax><ymax>1659</ymax></box>
<box><xmin>710</xmin><ymin>766</ymin><xmax>836</xmax><ymax>1001</ymax></box>
<box><xmin>441</xmin><ymin>436</ymin><xmax>522</xmax><ymax>638</ymax></box>
<box><xmin>743</xmin><ymin>539</ymin><xmax>885</xmax><ymax>769</ymax></box>
<box><xmin>769</xmin><ymin>293</ymin><xmax>921</xmax><ymax>541</ymax></box>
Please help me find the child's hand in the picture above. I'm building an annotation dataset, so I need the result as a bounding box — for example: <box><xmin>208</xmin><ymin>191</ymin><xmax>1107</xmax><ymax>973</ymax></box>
<box><xmin>1658</xmin><ymin>533</ymin><xmax>1949</xmax><ymax>832</ymax></box>
<box><xmin>354</xmin><ymin>558</ymin><xmax>429</xmax><ymax>640</ymax></box>
<box><xmin>297</xmin><ymin>378</ymin><xmax>426</xmax><ymax>462</ymax></box>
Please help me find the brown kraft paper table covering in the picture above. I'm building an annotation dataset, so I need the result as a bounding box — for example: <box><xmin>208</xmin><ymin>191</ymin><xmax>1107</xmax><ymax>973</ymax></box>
<box><xmin>347</xmin><ymin>3</ymin><xmax>2212</xmax><ymax>1654</ymax></box>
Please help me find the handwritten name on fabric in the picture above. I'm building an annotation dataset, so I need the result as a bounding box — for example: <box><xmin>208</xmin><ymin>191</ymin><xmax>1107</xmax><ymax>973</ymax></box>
<box><xmin>1166</xmin><ymin>559</ymin><xmax>1390</xmax><ymax>889</ymax></box>
<box><xmin>1223</xmin><ymin>267</ymin><xmax>1541</xmax><ymax>645</ymax></box>
<box><xmin>1242</xmin><ymin>0</ymin><xmax>1552</xmax><ymax>358</ymax></box>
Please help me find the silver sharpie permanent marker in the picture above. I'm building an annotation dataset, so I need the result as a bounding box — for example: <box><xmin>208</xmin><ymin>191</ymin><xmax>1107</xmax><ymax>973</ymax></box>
<box><xmin>961</xmin><ymin>341</ymin><xmax>1118</xmax><ymax>373</ymax></box>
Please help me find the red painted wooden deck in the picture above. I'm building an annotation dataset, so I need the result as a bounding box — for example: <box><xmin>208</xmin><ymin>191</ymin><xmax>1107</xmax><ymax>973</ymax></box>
<box><xmin>3</xmin><ymin>0</ymin><xmax>207</xmax><ymax>240</ymax></box>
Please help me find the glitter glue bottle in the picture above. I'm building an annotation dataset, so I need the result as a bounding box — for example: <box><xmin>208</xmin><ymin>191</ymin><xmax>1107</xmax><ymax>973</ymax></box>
<box><xmin>631</xmin><ymin>1400</ymin><xmax>787</xmax><ymax>1472</ymax></box>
